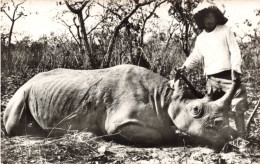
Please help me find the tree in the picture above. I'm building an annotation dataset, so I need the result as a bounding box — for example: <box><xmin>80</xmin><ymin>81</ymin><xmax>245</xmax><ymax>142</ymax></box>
<box><xmin>168</xmin><ymin>0</ymin><xmax>201</xmax><ymax>56</ymax></box>
<box><xmin>1</xmin><ymin>0</ymin><xmax>27</xmax><ymax>71</ymax></box>
<box><xmin>133</xmin><ymin>0</ymin><xmax>166</xmax><ymax>69</ymax></box>
<box><xmin>63</xmin><ymin>0</ymin><xmax>100</xmax><ymax>69</ymax></box>
<box><xmin>99</xmin><ymin>0</ymin><xmax>156</xmax><ymax>68</ymax></box>
<box><xmin>237</xmin><ymin>9</ymin><xmax>260</xmax><ymax>69</ymax></box>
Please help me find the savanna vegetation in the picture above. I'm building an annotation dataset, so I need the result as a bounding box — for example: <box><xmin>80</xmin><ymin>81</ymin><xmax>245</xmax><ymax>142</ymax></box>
<box><xmin>1</xmin><ymin>0</ymin><xmax>260</xmax><ymax>163</ymax></box>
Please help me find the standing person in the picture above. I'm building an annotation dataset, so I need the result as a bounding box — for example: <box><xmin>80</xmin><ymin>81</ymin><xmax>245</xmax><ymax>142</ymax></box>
<box><xmin>178</xmin><ymin>1</ymin><xmax>248</xmax><ymax>138</ymax></box>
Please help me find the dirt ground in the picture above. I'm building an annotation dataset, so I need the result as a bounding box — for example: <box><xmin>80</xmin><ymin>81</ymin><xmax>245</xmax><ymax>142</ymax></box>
<box><xmin>1</xmin><ymin>130</ymin><xmax>260</xmax><ymax>164</ymax></box>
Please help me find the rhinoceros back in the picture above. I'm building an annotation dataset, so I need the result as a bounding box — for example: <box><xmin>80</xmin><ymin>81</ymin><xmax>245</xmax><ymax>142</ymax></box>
<box><xmin>25</xmin><ymin>65</ymin><xmax>168</xmax><ymax>132</ymax></box>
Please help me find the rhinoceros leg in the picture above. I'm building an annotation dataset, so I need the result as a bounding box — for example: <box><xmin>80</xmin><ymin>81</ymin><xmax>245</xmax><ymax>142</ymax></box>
<box><xmin>108</xmin><ymin>121</ymin><xmax>162</xmax><ymax>145</ymax></box>
<box><xmin>4</xmin><ymin>89</ymin><xmax>45</xmax><ymax>137</ymax></box>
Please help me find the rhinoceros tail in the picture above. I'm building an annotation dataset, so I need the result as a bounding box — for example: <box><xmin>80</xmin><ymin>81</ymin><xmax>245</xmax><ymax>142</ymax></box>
<box><xmin>3</xmin><ymin>85</ymin><xmax>45</xmax><ymax>137</ymax></box>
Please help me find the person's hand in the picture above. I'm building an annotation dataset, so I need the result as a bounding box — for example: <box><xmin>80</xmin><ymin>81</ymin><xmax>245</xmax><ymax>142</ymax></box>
<box><xmin>177</xmin><ymin>65</ymin><xmax>186</xmax><ymax>73</ymax></box>
<box><xmin>232</xmin><ymin>70</ymin><xmax>241</xmax><ymax>82</ymax></box>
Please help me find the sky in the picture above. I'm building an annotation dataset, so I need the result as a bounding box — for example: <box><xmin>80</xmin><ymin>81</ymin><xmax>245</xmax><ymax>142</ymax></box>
<box><xmin>1</xmin><ymin>0</ymin><xmax>260</xmax><ymax>42</ymax></box>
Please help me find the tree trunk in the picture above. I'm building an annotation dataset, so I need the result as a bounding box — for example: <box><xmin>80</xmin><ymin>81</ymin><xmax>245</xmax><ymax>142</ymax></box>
<box><xmin>184</xmin><ymin>22</ymin><xmax>190</xmax><ymax>57</ymax></box>
<box><xmin>64</xmin><ymin>0</ymin><xmax>99</xmax><ymax>69</ymax></box>
<box><xmin>102</xmin><ymin>25</ymin><xmax>120</xmax><ymax>68</ymax></box>
<box><xmin>126</xmin><ymin>25</ymin><xmax>133</xmax><ymax>63</ymax></box>
<box><xmin>77</xmin><ymin>12</ymin><xmax>99</xmax><ymax>69</ymax></box>
<box><xmin>6</xmin><ymin>20</ymin><xmax>15</xmax><ymax>72</ymax></box>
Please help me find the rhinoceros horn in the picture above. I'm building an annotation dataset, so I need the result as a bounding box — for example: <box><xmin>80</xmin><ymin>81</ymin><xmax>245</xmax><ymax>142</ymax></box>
<box><xmin>215</xmin><ymin>81</ymin><xmax>239</xmax><ymax>108</ymax></box>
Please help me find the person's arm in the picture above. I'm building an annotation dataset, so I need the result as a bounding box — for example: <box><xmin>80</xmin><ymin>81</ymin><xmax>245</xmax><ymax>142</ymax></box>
<box><xmin>182</xmin><ymin>38</ymin><xmax>203</xmax><ymax>71</ymax></box>
<box><xmin>227</xmin><ymin>27</ymin><xmax>242</xmax><ymax>75</ymax></box>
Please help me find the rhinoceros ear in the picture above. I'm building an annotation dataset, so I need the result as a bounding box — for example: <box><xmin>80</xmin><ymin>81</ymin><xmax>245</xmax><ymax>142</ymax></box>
<box><xmin>167</xmin><ymin>79</ymin><xmax>180</xmax><ymax>91</ymax></box>
<box><xmin>167</xmin><ymin>80</ymin><xmax>175</xmax><ymax>89</ymax></box>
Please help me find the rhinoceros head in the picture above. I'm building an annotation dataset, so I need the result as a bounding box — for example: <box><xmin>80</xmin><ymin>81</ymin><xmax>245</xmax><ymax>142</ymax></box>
<box><xmin>167</xmin><ymin>79</ymin><xmax>238</xmax><ymax>144</ymax></box>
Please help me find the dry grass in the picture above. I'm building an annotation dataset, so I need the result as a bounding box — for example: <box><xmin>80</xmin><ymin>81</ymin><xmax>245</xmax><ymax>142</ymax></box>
<box><xmin>1</xmin><ymin>128</ymin><xmax>260</xmax><ymax>163</ymax></box>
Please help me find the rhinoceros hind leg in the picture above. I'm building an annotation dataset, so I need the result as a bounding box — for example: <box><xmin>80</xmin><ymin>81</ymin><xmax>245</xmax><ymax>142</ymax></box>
<box><xmin>111</xmin><ymin>124</ymin><xmax>162</xmax><ymax>146</ymax></box>
<box><xmin>4</xmin><ymin>96</ymin><xmax>45</xmax><ymax>137</ymax></box>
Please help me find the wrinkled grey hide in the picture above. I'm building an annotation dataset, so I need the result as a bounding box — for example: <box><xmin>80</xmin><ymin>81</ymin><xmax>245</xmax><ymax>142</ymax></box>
<box><xmin>4</xmin><ymin>65</ymin><xmax>238</xmax><ymax>146</ymax></box>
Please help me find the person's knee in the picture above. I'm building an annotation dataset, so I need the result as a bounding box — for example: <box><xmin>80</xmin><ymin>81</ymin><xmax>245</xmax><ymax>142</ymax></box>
<box><xmin>234</xmin><ymin>84</ymin><xmax>248</xmax><ymax>98</ymax></box>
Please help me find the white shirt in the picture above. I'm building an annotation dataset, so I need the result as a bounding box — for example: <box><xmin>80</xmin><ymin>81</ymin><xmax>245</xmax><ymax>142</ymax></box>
<box><xmin>183</xmin><ymin>25</ymin><xmax>242</xmax><ymax>75</ymax></box>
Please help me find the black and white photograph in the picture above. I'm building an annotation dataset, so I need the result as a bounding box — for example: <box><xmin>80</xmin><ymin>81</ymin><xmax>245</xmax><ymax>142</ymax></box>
<box><xmin>1</xmin><ymin>0</ymin><xmax>260</xmax><ymax>163</ymax></box>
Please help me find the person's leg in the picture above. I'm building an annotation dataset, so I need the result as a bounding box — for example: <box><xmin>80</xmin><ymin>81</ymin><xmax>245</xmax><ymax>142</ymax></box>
<box><xmin>234</xmin><ymin>113</ymin><xmax>246</xmax><ymax>138</ymax></box>
<box><xmin>206</xmin><ymin>76</ymin><xmax>225</xmax><ymax>100</ymax></box>
<box><xmin>207</xmin><ymin>76</ymin><xmax>248</xmax><ymax>138</ymax></box>
<box><xmin>231</xmin><ymin>84</ymin><xmax>248</xmax><ymax>138</ymax></box>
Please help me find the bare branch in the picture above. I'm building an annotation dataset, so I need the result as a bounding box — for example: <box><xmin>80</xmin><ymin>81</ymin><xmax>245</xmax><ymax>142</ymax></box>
<box><xmin>12</xmin><ymin>0</ymin><xmax>27</xmax><ymax>20</ymax></box>
<box><xmin>64</xmin><ymin>0</ymin><xmax>78</xmax><ymax>13</ymax></box>
<box><xmin>139</xmin><ymin>0</ymin><xmax>166</xmax><ymax>46</ymax></box>
<box><xmin>78</xmin><ymin>0</ymin><xmax>89</xmax><ymax>11</ymax></box>
<box><xmin>2</xmin><ymin>0</ymin><xmax>27</xmax><ymax>71</ymax></box>
<box><xmin>2</xmin><ymin>9</ymin><xmax>13</xmax><ymax>21</ymax></box>
<box><xmin>136</xmin><ymin>0</ymin><xmax>141</xmax><ymax>4</ymax></box>
<box><xmin>83</xmin><ymin>5</ymin><xmax>91</xmax><ymax>21</ymax></box>
<box><xmin>87</xmin><ymin>15</ymin><xmax>108</xmax><ymax>35</ymax></box>
<box><xmin>102</xmin><ymin>0</ymin><xmax>156</xmax><ymax>67</ymax></box>
<box><xmin>97</xmin><ymin>2</ymin><xmax>122</xmax><ymax>20</ymax></box>
<box><xmin>164</xmin><ymin>22</ymin><xmax>178</xmax><ymax>52</ymax></box>
<box><xmin>142</xmin><ymin>0</ymin><xmax>166</xmax><ymax>25</ymax></box>
<box><xmin>72</xmin><ymin>16</ymin><xmax>81</xmax><ymax>41</ymax></box>
<box><xmin>60</xmin><ymin>18</ymin><xmax>80</xmax><ymax>46</ymax></box>
<box><xmin>16</xmin><ymin>0</ymin><xmax>27</xmax><ymax>7</ymax></box>
<box><xmin>11</xmin><ymin>0</ymin><xmax>16</xmax><ymax>8</ymax></box>
<box><xmin>60</xmin><ymin>18</ymin><xmax>72</xmax><ymax>27</ymax></box>
<box><xmin>64</xmin><ymin>0</ymin><xmax>88</xmax><ymax>14</ymax></box>
<box><xmin>14</xmin><ymin>12</ymin><xmax>26</xmax><ymax>21</ymax></box>
<box><xmin>120</xmin><ymin>0</ymin><xmax>156</xmax><ymax>26</ymax></box>
<box><xmin>0</xmin><ymin>2</ymin><xmax>7</xmax><ymax>12</ymax></box>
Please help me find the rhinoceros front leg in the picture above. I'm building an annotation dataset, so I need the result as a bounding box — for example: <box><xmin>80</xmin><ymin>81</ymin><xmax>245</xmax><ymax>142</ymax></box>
<box><xmin>107</xmin><ymin>120</ymin><xmax>162</xmax><ymax>146</ymax></box>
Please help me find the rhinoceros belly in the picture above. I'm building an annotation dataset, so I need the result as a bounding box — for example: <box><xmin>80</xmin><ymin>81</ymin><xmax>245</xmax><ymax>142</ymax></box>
<box><xmin>27</xmin><ymin>70</ymin><xmax>105</xmax><ymax>133</ymax></box>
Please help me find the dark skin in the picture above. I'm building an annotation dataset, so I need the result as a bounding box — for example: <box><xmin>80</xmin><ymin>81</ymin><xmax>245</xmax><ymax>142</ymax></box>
<box><xmin>203</xmin><ymin>11</ymin><xmax>217</xmax><ymax>32</ymax></box>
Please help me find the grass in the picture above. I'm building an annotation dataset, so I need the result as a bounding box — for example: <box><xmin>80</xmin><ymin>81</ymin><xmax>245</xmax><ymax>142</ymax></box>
<box><xmin>1</xmin><ymin>132</ymin><xmax>260</xmax><ymax>163</ymax></box>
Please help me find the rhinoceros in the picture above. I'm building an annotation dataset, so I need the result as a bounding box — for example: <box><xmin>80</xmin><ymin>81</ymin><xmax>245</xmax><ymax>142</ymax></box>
<box><xmin>4</xmin><ymin>65</ymin><xmax>238</xmax><ymax>146</ymax></box>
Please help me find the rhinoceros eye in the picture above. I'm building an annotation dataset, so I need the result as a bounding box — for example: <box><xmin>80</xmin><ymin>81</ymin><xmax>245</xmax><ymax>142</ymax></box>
<box><xmin>190</xmin><ymin>106</ymin><xmax>203</xmax><ymax>118</ymax></box>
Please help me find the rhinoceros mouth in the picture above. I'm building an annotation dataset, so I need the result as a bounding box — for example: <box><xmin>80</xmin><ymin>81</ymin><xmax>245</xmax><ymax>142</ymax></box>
<box><xmin>206</xmin><ymin>126</ymin><xmax>221</xmax><ymax>133</ymax></box>
<box><xmin>205</xmin><ymin>123</ymin><xmax>229</xmax><ymax>139</ymax></box>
